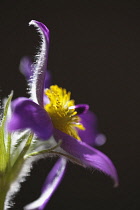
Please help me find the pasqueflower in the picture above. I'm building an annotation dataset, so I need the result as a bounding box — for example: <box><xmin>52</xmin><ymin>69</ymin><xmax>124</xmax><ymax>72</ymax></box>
<box><xmin>8</xmin><ymin>20</ymin><xmax>118</xmax><ymax>210</ymax></box>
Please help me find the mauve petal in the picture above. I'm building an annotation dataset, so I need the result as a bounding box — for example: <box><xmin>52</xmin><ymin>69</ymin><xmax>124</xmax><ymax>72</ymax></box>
<box><xmin>8</xmin><ymin>97</ymin><xmax>53</xmax><ymax>140</ymax></box>
<box><xmin>19</xmin><ymin>56</ymin><xmax>32</xmax><ymax>80</ymax></box>
<box><xmin>29</xmin><ymin>20</ymin><xmax>50</xmax><ymax>107</ymax></box>
<box><xmin>54</xmin><ymin>129</ymin><xmax>119</xmax><ymax>187</ymax></box>
<box><xmin>24</xmin><ymin>158</ymin><xmax>67</xmax><ymax>210</ymax></box>
<box><xmin>78</xmin><ymin>111</ymin><xmax>98</xmax><ymax>146</ymax></box>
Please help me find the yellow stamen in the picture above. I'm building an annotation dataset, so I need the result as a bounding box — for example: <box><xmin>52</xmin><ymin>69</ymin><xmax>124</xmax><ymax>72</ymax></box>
<box><xmin>44</xmin><ymin>85</ymin><xmax>85</xmax><ymax>140</ymax></box>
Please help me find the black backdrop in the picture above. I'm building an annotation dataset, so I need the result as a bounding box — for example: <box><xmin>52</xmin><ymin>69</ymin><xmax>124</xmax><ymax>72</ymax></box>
<box><xmin>0</xmin><ymin>1</ymin><xmax>139</xmax><ymax>210</ymax></box>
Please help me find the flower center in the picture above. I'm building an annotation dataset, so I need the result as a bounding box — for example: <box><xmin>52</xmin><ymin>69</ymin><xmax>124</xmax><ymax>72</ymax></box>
<box><xmin>44</xmin><ymin>85</ymin><xmax>85</xmax><ymax>140</ymax></box>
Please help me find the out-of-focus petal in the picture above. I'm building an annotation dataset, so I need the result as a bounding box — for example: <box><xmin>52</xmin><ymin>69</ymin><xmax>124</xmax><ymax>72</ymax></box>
<box><xmin>78</xmin><ymin>111</ymin><xmax>98</xmax><ymax>146</ymax></box>
<box><xmin>19</xmin><ymin>56</ymin><xmax>52</xmax><ymax>89</ymax></box>
<box><xmin>19</xmin><ymin>56</ymin><xmax>32</xmax><ymax>80</ymax></box>
<box><xmin>94</xmin><ymin>133</ymin><xmax>106</xmax><ymax>146</ymax></box>
<box><xmin>24</xmin><ymin>158</ymin><xmax>67</xmax><ymax>210</ymax></box>
<box><xmin>29</xmin><ymin>20</ymin><xmax>50</xmax><ymax>107</ymax></box>
<box><xmin>54</xmin><ymin>129</ymin><xmax>119</xmax><ymax>187</ymax></box>
<box><xmin>44</xmin><ymin>71</ymin><xmax>51</xmax><ymax>89</ymax></box>
<box><xmin>8</xmin><ymin>97</ymin><xmax>53</xmax><ymax>140</ymax></box>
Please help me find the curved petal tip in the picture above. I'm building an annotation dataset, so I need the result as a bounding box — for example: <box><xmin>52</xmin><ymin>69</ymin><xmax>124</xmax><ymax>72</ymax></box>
<box><xmin>28</xmin><ymin>20</ymin><xmax>50</xmax><ymax>106</ymax></box>
<box><xmin>29</xmin><ymin>20</ymin><xmax>49</xmax><ymax>43</ymax></box>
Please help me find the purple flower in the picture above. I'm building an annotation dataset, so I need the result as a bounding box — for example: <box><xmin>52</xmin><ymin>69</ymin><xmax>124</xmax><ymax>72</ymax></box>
<box><xmin>8</xmin><ymin>20</ymin><xmax>118</xmax><ymax>210</ymax></box>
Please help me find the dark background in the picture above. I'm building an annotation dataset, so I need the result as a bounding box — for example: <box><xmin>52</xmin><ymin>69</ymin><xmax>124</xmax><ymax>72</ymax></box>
<box><xmin>0</xmin><ymin>1</ymin><xmax>139</xmax><ymax>210</ymax></box>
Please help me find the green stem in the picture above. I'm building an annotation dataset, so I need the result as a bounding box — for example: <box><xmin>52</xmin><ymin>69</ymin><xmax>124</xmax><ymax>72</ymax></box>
<box><xmin>0</xmin><ymin>182</ymin><xmax>8</xmax><ymax>210</ymax></box>
<box><xmin>0</xmin><ymin>191</ymin><xmax>6</xmax><ymax>210</ymax></box>
<box><xmin>6</xmin><ymin>133</ymin><xmax>12</xmax><ymax>169</ymax></box>
<box><xmin>0</xmin><ymin>91</ymin><xmax>13</xmax><ymax>173</ymax></box>
<box><xmin>8</xmin><ymin>133</ymin><xmax>34</xmax><ymax>183</ymax></box>
<box><xmin>0</xmin><ymin>126</ymin><xmax>7</xmax><ymax>173</ymax></box>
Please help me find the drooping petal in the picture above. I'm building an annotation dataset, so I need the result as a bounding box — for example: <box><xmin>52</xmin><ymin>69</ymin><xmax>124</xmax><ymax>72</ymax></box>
<box><xmin>54</xmin><ymin>129</ymin><xmax>119</xmax><ymax>187</ymax></box>
<box><xmin>29</xmin><ymin>20</ymin><xmax>50</xmax><ymax>107</ymax></box>
<box><xmin>8</xmin><ymin>97</ymin><xmax>53</xmax><ymax>140</ymax></box>
<box><xmin>24</xmin><ymin>158</ymin><xmax>67</xmax><ymax>210</ymax></box>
